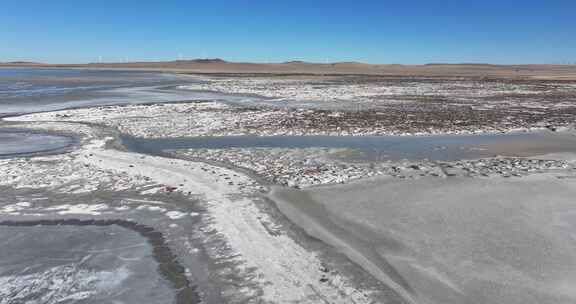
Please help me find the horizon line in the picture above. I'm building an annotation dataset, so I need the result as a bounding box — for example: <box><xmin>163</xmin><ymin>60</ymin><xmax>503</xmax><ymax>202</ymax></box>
<box><xmin>2</xmin><ymin>58</ymin><xmax>576</xmax><ymax>66</ymax></box>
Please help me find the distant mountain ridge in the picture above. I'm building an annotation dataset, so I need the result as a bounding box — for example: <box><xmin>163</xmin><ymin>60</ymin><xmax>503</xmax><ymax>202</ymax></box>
<box><xmin>1</xmin><ymin>59</ymin><xmax>575</xmax><ymax>80</ymax></box>
<box><xmin>173</xmin><ymin>58</ymin><xmax>227</xmax><ymax>64</ymax></box>
<box><xmin>0</xmin><ymin>61</ymin><xmax>43</xmax><ymax>65</ymax></box>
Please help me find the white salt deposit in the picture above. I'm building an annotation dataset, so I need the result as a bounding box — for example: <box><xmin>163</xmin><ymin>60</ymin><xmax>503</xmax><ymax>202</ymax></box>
<box><xmin>165</xmin><ymin>211</ymin><xmax>186</xmax><ymax>219</ymax></box>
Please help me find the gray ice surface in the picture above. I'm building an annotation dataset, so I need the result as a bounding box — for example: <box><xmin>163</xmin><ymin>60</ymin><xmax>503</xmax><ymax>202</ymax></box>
<box><xmin>0</xmin><ymin>131</ymin><xmax>75</xmax><ymax>157</ymax></box>
<box><xmin>0</xmin><ymin>68</ymin><xmax>267</xmax><ymax>116</ymax></box>
<box><xmin>271</xmin><ymin>176</ymin><xmax>576</xmax><ymax>304</ymax></box>
<box><xmin>0</xmin><ymin>225</ymin><xmax>175</xmax><ymax>304</ymax></box>
<box><xmin>124</xmin><ymin>132</ymin><xmax>576</xmax><ymax>162</ymax></box>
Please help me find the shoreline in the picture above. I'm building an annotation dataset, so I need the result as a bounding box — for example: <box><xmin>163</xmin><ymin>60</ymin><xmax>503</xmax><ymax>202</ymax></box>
<box><xmin>268</xmin><ymin>185</ymin><xmax>418</xmax><ymax>304</ymax></box>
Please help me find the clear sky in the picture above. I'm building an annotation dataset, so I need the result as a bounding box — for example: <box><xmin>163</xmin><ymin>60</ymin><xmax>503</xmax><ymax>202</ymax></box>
<box><xmin>1</xmin><ymin>0</ymin><xmax>575</xmax><ymax>64</ymax></box>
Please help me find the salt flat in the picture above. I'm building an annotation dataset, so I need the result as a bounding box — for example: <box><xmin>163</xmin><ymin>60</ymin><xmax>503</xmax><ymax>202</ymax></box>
<box><xmin>271</xmin><ymin>167</ymin><xmax>576</xmax><ymax>304</ymax></box>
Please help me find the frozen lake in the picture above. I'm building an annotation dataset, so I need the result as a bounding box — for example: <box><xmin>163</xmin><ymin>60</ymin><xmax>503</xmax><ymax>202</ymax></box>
<box><xmin>0</xmin><ymin>130</ymin><xmax>76</xmax><ymax>158</ymax></box>
<box><xmin>0</xmin><ymin>223</ymin><xmax>176</xmax><ymax>304</ymax></box>
<box><xmin>0</xmin><ymin>68</ymin><xmax>265</xmax><ymax>116</ymax></box>
<box><xmin>271</xmin><ymin>174</ymin><xmax>576</xmax><ymax>304</ymax></box>
<box><xmin>122</xmin><ymin>132</ymin><xmax>576</xmax><ymax>162</ymax></box>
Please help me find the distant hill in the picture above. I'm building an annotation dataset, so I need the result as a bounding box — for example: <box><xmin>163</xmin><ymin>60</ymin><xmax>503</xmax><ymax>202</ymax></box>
<box><xmin>332</xmin><ymin>61</ymin><xmax>366</xmax><ymax>65</ymax></box>
<box><xmin>2</xmin><ymin>59</ymin><xmax>575</xmax><ymax>80</ymax></box>
<box><xmin>173</xmin><ymin>58</ymin><xmax>227</xmax><ymax>64</ymax></box>
<box><xmin>283</xmin><ymin>60</ymin><xmax>312</xmax><ymax>64</ymax></box>
<box><xmin>1</xmin><ymin>61</ymin><xmax>43</xmax><ymax>65</ymax></box>
<box><xmin>425</xmin><ymin>63</ymin><xmax>503</xmax><ymax>67</ymax></box>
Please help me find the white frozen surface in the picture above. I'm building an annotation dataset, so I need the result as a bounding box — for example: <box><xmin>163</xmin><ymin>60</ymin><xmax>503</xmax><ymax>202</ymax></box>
<box><xmin>6</xmin><ymin>102</ymin><xmax>278</xmax><ymax>138</ymax></box>
<box><xmin>0</xmin><ymin>131</ymin><xmax>73</xmax><ymax>156</ymax></box>
<box><xmin>0</xmin><ymin>225</ymin><xmax>173</xmax><ymax>304</ymax></box>
<box><xmin>0</xmin><ymin>265</ymin><xmax>131</xmax><ymax>304</ymax></box>
<box><xmin>275</xmin><ymin>174</ymin><xmax>576</xmax><ymax>304</ymax></box>
<box><xmin>165</xmin><ymin>211</ymin><xmax>187</xmax><ymax>219</ymax></box>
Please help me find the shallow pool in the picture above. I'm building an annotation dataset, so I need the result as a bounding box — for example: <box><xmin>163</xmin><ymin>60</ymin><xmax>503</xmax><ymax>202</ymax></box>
<box><xmin>122</xmin><ymin>131</ymin><xmax>576</xmax><ymax>162</ymax></box>
<box><xmin>0</xmin><ymin>130</ymin><xmax>76</xmax><ymax>158</ymax></box>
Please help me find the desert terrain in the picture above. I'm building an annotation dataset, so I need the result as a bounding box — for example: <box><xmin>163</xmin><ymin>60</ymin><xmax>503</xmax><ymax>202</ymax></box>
<box><xmin>3</xmin><ymin>59</ymin><xmax>576</xmax><ymax>80</ymax></box>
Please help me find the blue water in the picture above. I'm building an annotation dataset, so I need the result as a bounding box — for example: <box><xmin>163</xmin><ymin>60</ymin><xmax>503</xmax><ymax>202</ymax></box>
<box><xmin>122</xmin><ymin>132</ymin><xmax>576</xmax><ymax>162</ymax></box>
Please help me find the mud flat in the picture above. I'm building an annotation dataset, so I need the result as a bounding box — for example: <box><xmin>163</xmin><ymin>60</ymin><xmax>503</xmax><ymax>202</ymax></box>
<box><xmin>270</xmin><ymin>164</ymin><xmax>576</xmax><ymax>304</ymax></box>
<box><xmin>179</xmin><ymin>75</ymin><xmax>576</xmax><ymax>107</ymax></box>
<box><xmin>9</xmin><ymin>74</ymin><xmax>576</xmax><ymax>138</ymax></box>
<box><xmin>173</xmin><ymin>147</ymin><xmax>576</xmax><ymax>188</ymax></box>
<box><xmin>13</xmin><ymin>96</ymin><xmax>576</xmax><ymax>139</ymax></box>
<box><xmin>177</xmin><ymin>75</ymin><xmax>576</xmax><ymax>134</ymax></box>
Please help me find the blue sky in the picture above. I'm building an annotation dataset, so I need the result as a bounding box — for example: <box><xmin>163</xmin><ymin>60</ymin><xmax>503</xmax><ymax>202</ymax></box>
<box><xmin>1</xmin><ymin>0</ymin><xmax>575</xmax><ymax>64</ymax></box>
